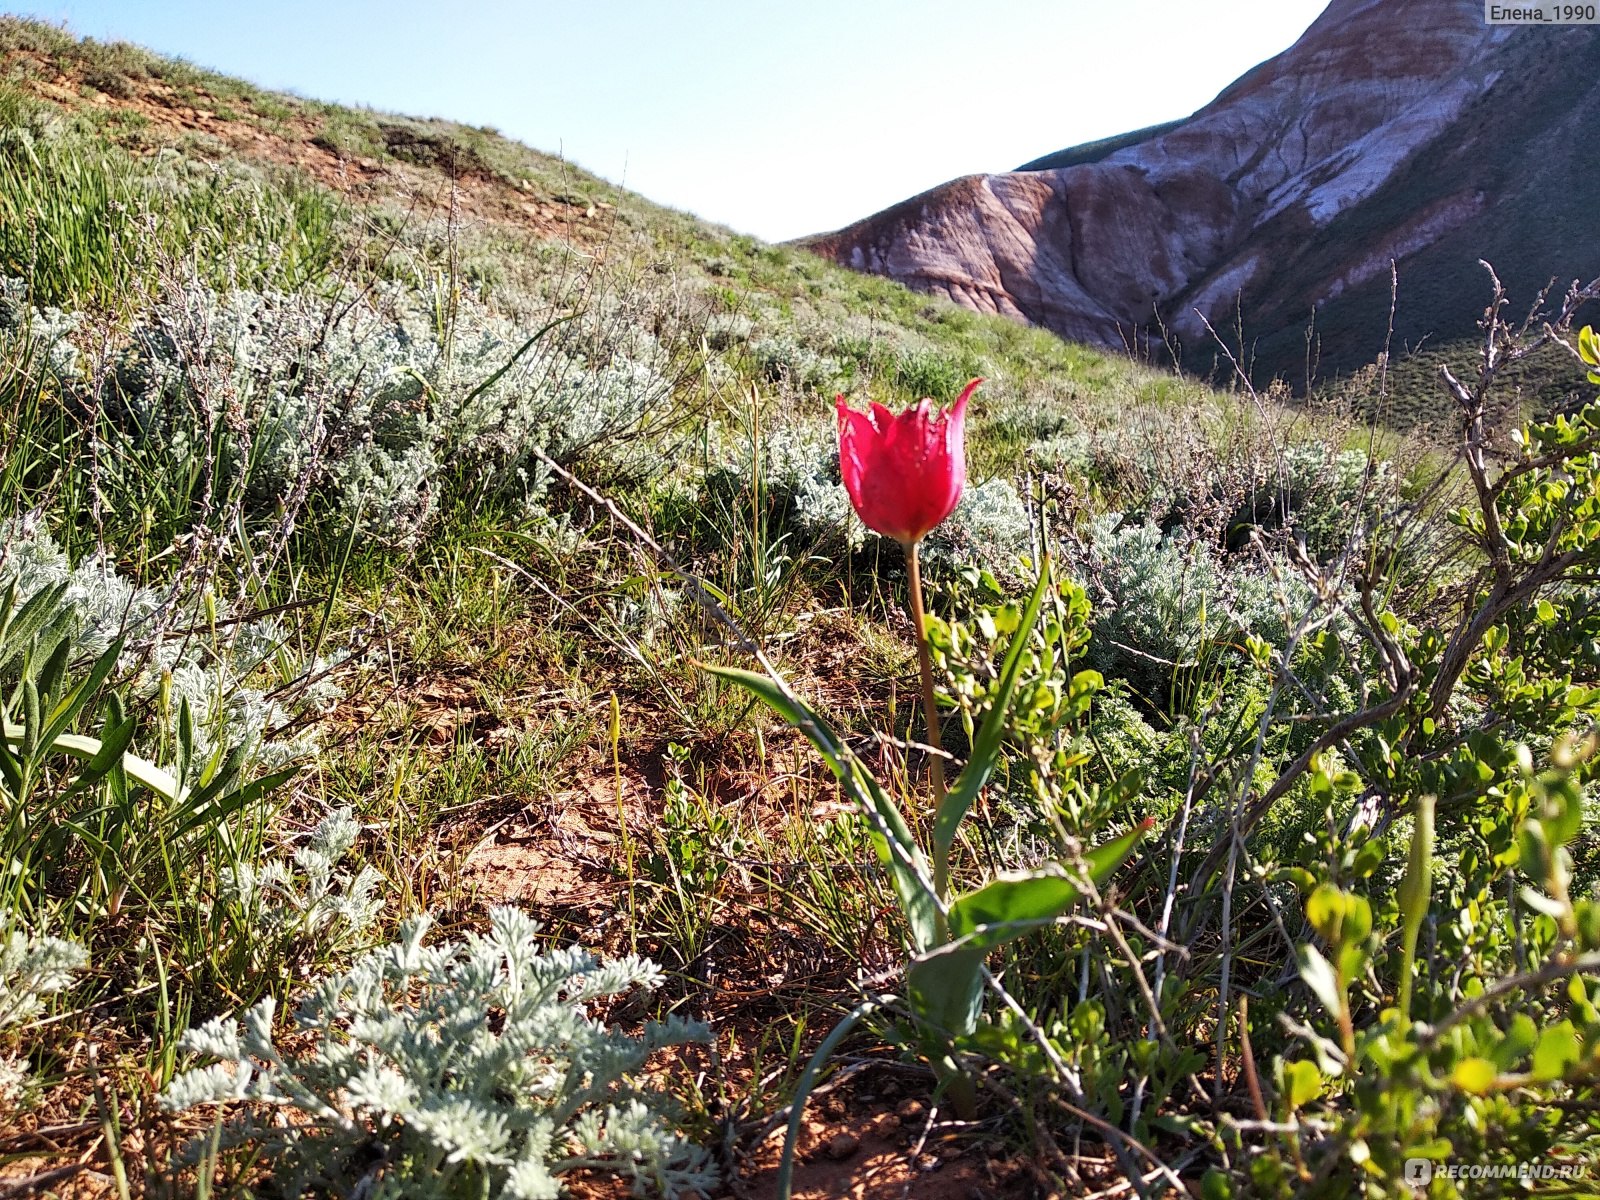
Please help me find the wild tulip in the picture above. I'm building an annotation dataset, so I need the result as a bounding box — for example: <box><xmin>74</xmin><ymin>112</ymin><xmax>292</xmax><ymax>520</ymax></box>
<box><xmin>835</xmin><ymin>378</ymin><xmax>982</xmax><ymax>840</ymax></box>
<box><xmin>714</xmin><ymin>375</ymin><xmax>1154</xmax><ymax>1162</ymax></box>
<box><xmin>835</xmin><ymin>378</ymin><xmax>980</xmax><ymax>547</ymax></box>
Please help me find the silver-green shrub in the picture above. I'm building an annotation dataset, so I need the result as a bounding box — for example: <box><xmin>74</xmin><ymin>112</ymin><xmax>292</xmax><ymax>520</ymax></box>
<box><xmin>0</xmin><ymin>276</ymin><xmax>80</xmax><ymax>380</ymax></box>
<box><xmin>748</xmin><ymin>333</ymin><xmax>842</xmax><ymax>394</ymax></box>
<box><xmin>1273</xmin><ymin>442</ymin><xmax>1397</xmax><ymax>560</ymax></box>
<box><xmin>161</xmin><ymin>907</ymin><xmax>716</xmax><ymax>1199</ymax></box>
<box><xmin>923</xmin><ymin>477</ymin><xmax>1033</xmax><ymax>578</ymax></box>
<box><xmin>0</xmin><ymin>928</ymin><xmax>87</xmax><ymax>1104</ymax></box>
<box><xmin>95</xmin><ymin>275</ymin><xmax>684</xmax><ymax>537</ymax></box>
<box><xmin>1080</xmin><ymin>516</ymin><xmax>1315</xmax><ymax>700</ymax></box>
<box><xmin>0</xmin><ymin>520</ymin><xmax>336</xmax><ymax>776</ymax></box>
<box><xmin>223</xmin><ymin>807</ymin><xmax>384</xmax><ymax>970</ymax></box>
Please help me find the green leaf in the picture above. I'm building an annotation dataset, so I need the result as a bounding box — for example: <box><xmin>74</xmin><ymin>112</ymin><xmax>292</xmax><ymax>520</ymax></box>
<box><xmin>1531</xmin><ymin>1021</ymin><xmax>1581</xmax><ymax>1081</ymax></box>
<box><xmin>947</xmin><ymin>822</ymin><xmax>1150</xmax><ymax>951</ymax></box>
<box><xmin>1351</xmin><ymin>838</ymin><xmax>1386</xmax><ymax>879</ymax></box>
<box><xmin>0</xmin><ymin>582</ymin><xmax>68</xmax><ymax>667</ymax></box>
<box><xmin>947</xmin><ymin>870</ymin><xmax>1082</xmax><ymax>949</ymax></box>
<box><xmin>1450</xmin><ymin>1057</ymin><xmax>1498</xmax><ymax>1094</ymax></box>
<box><xmin>1283</xmin><ymin>1059</ymin><xmax>1321</xmax><ymax>1109</ymax></box>
<box><xmin>39</xmin><ymin>640</ymin><xmax>124</xmax><ymax>753</ymax></box>
<box><xmin>1082</xmin><ymin>820</ymin><xmax>1152</xmax><ymax>879</ymax></box>
<box><xmin>1</xmin><ymin>721</ymin><xmax>180</xmax><ymax>799</ymax></box>
<box><xmin>170</xmin><ymin>767</ymin><xmax>297</xmax><ymax>842</ymax></box>
<box><xmin>1579</xmin><ymin>326</ymin><xmax>1600</xmax><ymax>379</ymax></box>
<box><xmin>700</xmin><ymin>662</ymin><xmax>937</xmax><ymax>949</ymax></box>
<box><xmin>1543</xmin><ymin>784</ymin><xmax>1584</xmax><ymax>849</ymax></box>
<box><xmin>1297</xmin><ymin>943</ymin><xmax>1345</xmax><ymax>1022</ymax></box>
<box><xmin>905</xmin><ymin>944</ymin><xmax>985</xmax><ymax>1040</ymax></box>
<box><xmin>1306</xmin><ymin>883</ymin><xmax>1346</xmax><ymax>944</ymax></box>
<box><xmin>1491</xmin><ymin>1013</ymin><xmax>1538</xmax><ymax>1071</ymax></box>
<box><xmin>933</xmin><ymin>565</ymin><xmax>1051</xmax><ymax>865</ymax></box>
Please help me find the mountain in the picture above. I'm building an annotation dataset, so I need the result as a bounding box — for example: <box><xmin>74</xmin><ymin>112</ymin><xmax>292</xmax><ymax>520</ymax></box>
<box><xmin>804</xmin><ymin>0</ymin><xmax>1600</xmax><ymax>386</ymax></box>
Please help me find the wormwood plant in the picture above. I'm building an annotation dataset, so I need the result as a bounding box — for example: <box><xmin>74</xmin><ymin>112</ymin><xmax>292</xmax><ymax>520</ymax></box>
<box><xmin>0</xmin><ymin>927</ymin><xmax>86</xmax><ymax>1102</ymax></box>
<box><xmin>222</xmin><ymin>806</ymin><xmax>385</xmax><ymax>978</ymax></box>
<box><xmin>162</xmin><ymin>907</ymin><xmax>718</xmax><ymax>1199</ymax></box>
<box><xmin>84</xmin><ymin>272</ymin><xmax>694</xmax><ymax>540</ymax></box>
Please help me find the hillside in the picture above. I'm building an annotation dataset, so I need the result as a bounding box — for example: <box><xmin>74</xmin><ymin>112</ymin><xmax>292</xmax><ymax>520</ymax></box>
<box><xmin>806</xmin><ymin>0</ymin><xmax>1600</xmax><ymax>393</ymax></box>
<box><xmin>3</xmin><ymin>17</ymin><xmax>1600</xmax><ymax>1200</ymax></box>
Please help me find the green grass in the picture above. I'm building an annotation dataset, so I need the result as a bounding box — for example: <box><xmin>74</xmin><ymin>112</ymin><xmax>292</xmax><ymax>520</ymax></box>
<box><xmin>0</xmin><ymin>105</ymin><xmax>345</xmax><ymax>310</ymax></box>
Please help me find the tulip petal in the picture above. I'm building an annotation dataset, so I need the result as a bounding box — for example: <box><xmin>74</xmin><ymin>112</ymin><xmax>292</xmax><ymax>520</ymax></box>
<box><xmin>834</xmin><ymin>381</ymin><xmax>981</xmax><ymax>545</ymax></box>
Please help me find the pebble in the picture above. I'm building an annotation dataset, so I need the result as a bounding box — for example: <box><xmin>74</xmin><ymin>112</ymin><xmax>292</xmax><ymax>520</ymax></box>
<box><xmin>825</xmin><ymin>1132</ymin><xmax>861</xmax><ymax>1160</ymax></box>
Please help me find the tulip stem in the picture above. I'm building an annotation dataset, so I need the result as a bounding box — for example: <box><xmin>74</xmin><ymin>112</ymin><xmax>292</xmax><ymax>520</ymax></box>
<box><xmin>905</xmin><ymin>540</ymin><xmax>949</xmax><ymax>904</ymax></box>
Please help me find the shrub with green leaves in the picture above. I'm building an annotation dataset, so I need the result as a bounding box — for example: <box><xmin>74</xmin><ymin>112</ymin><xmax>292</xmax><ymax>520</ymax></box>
<box><xmin>162</xmin><ymin>907</ymin><xmax>716</xmax><ymax>1199</ymax></box>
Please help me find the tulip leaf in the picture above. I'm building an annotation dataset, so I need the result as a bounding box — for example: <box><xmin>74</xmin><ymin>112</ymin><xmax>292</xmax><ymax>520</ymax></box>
<box><xmin>170</xmin><ymin>767</ymin><xmax>298</xmax><ymax>843</ymax></box>
<box><xmin>700</xmin><ymin>662</ymin><xmax>938</xmax><ymax>950</ymax></box>
<box><xmin>1</xmin><ymin>720</ymin><xmax>181</xmax><ymax>800</ymax></box>
<box><xmin>947</xmin><ymin>871</ymin><xmax>1081</xmax><ymax>949</ymax></box>
<box><xmin>934</xmin><ymin>563</ymin><xmax>1051</xmax><ymax>864</ymax></box>
<box><xmin>911</xmin><ymin>821</ymin><xmax>1152</xmax><ymax>1041</ymax></box>
<box><xmin>946</xmin><ymin>820</ymin><xmax>1150</xmax><ymax>951</ymax></box>
<box><xmin>906</xmin><ymin>942</ymin><xmax>985</xmax><ymax>1040</ymax></box>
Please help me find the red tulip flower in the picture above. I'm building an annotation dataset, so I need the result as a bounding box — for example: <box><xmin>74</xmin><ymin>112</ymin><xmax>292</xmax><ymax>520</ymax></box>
<box><xmin>835</xmin><ymin>379</ymin><xmax>982</xmax><ymax>830</ymax></box>
<box><xmin>836</xmin><ymin>378</ymin><xmax>981</xmax><ymax>547</ymax></box>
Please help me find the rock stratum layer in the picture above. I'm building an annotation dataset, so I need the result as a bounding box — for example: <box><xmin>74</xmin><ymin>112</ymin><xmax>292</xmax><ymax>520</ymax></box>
<box><xmin>805</xmin><ymin>0</ymin><xmax>1600</xmax><ymax>382</ymax></box>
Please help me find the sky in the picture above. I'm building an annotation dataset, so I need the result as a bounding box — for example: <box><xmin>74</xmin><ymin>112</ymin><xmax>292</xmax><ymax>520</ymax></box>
<box><xmin>7</xmin><ymin>0</ymin><xmax>1331</xmax><ymax>242</ymax></box>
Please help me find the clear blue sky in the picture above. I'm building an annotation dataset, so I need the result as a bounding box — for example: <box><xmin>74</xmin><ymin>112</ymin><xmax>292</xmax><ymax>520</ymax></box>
<box><xmin>7</xmin><ymin>1</ymin><xmax>1330</xmax><ymax>241</ymax></box>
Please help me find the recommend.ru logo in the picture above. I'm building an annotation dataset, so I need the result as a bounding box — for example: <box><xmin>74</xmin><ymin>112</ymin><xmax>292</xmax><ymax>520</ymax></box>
<box><xmin>1403</xmin><ymin>1158</ymin><xmax>1592</xmax><ymax>1188</ymax></box>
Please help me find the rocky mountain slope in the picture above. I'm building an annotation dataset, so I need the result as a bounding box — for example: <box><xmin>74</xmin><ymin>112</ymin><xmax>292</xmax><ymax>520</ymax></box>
<box><xmin>805</xmin><ymin>0</ymin><xmax>1600</xmax><ymax>384</ymax></box>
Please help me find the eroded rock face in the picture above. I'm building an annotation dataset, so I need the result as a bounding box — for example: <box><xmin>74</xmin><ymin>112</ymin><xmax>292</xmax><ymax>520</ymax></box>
<box><xmin>806</xmin><ymin>0</ymin><xmax>1600</xmax><ymax>379</ymax></box>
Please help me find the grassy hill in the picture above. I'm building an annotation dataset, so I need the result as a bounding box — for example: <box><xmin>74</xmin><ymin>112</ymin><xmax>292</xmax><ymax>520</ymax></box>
<box><xmin>2</xmin><ymin>18</ymin><xmax>1599</xmax><ymax>1200</ymax></box>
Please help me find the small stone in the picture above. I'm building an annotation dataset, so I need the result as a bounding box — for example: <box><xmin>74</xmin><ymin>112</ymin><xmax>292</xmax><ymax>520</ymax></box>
<box><xmin>825</xmin><ymin>1132</ymin><xmax>861</xmax><ymax>1161</ymax></box>
<box><xmin>896</xmin><ymin>1097</ymin><xmax>926</xmax><ymax>1123</ymax></box>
